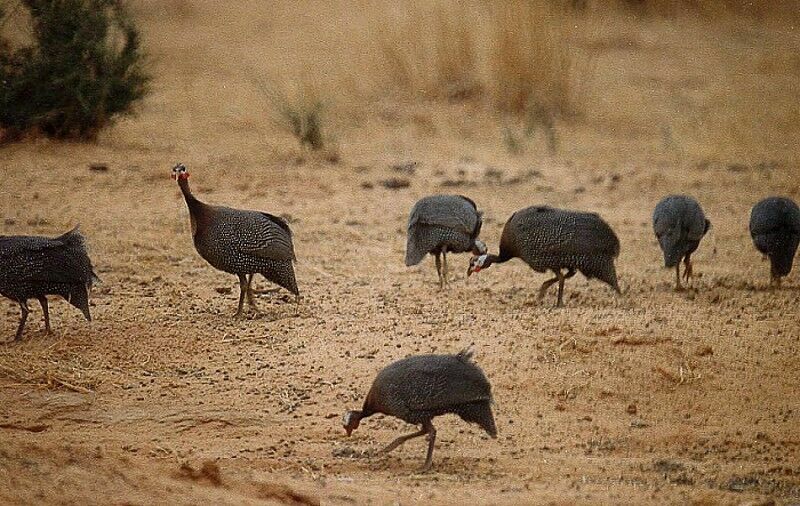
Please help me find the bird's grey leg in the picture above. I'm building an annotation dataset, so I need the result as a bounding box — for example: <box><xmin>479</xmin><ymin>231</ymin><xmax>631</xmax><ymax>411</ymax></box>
<box><xmin>14</xmin><ymin>302</ymin><xmax>29</xmax><ymax>341</ymax></box>
<box><xmin>421</xmin><ymin>421</ymin><xmax>437</xmax><ymax>473</ymax></box>
<box><xmin>555</xmin><ymin>269</ymin><xmax>566</xmax><ymax>308</ymax></box>
<box><xmin>674</xmin><ymin>263</ymin><xmax>683</xmax><ymax>291</ymax></box>
<box><xmin>245</xmin><ymin>274</ymin><xmax>258</xmax><ymax>310</ymax></box>
<box><xmin>381</xmin><ymin>426</ymin><xmax>428</xmax><ymax>454</ymax></box>
<box><xmin>434</xmin><ymin>253</ymin><xmax>443</xmax><ymax>290</ymax></box>
<box><xmin>537</xmin><ymin>272</ymin><xmax>560</xmax><ymax>300</ymax></box>
<box><xmin>442</xmin><ymin>251</ymin><xmax>449</xmax><ymax>288</ymax></box>
<box><xmin>234</xmin><ymin>274</ymin><xmax>248</xmax><ymax>317</ymax></box>
<box><xmin>683</xmin><ymin>254</ymin><xmax>693</xmax><ymax>284</ymax></box>
<box><xmin>37</xmin><ymin>296</ymin><xmax>51</xmax><ymax>334</ymax></box>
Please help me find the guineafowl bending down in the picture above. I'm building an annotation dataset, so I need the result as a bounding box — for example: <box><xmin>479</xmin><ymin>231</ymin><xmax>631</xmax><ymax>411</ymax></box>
<box><xmin>749</xmin><ymin>197</ymin><xmax>800</xmax><ymax>286</ymax></box>
<box><xmin>652</xmin><ymin>195</ymin><xmax>711</xmax><ymax>290</ymax></box>
<box><xmin>405</xmin><ymin>195</ymin><xmax>487</xmax><ymax>289</ymax></box>
<box><xmin>342</xmin><ymin>348</ymin><xmax>497</xmax><ymax>472</ymax></box>
<box><xmin>467</xmin><ymin>205</ymin><xmax>620</xmax><ymax>307</ymax></box>
<box><xmin>172</xmin><ymin>163</ymin><xmax>298</xmax><ymax>316</ymax></box>
<box><xmin>0</xmin><ymin>226</ymin><xmax>99</xmax><ymax>342</ymax></box>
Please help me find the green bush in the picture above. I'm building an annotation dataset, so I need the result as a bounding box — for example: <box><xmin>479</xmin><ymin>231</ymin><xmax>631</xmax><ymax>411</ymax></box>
<box><xmin>0</xmin><ymin>0</ymin><xmax>149</xmax><ymax>142</ymax></box>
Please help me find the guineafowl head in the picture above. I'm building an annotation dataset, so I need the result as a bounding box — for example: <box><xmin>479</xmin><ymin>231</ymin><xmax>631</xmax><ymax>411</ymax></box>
<box><xmin>654</xmin><ymin>226</ymin><xmax>682</xmax><ymax>268</ymax></box>
<box><xmin>171</xmin><ymin>163</ymin><xmax>189</xmax><ymax>181</ymax></box>
<box><xmin>467</xmin><ymin>254</ymin><xmax>490</xmax><ymax>276</ymax></box>
<box><xmin>342</xmin><ymin>410</ymin><xmax>362</xmax><ymax>436</ymax></box>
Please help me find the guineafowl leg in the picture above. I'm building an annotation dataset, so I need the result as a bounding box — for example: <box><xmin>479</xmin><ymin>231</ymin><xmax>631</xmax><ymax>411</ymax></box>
<box><xmin>555</xmin><ymin>269</ymin><xmax>567</xmax><ymax>308</ymax></box>
<box><xmin>434</xmin><ymin>253</ymin><xmax>444</xmax><ymax>290</ymax></box>
<box><xmin>683</xmin><ymin>255</ymin><xmax>693</xmax><ymax>284</ymax></box>
<box><xmin>381</xmin><ymin>426</ymin><xmax>428</xmax><ymax>454</ymax></box>
<box><xmin>537</xmin><ymin>272</ymin><xmax>560</xmax><ymax>301</ymax></box>
<box><xmin>13</xmin><ymin>302</ymin><xmax>30</xmax><ymax>341</ymax></box>
<box><xmin>234</xmin><ymin>274</ymin><xmax>248</xmax><ymax>317</ymax></box>
<box><xmin>38</xmin><ymin>297</ymin><xmax>51</xmax><ymax>334</ymax></box>
<box><xmin>421</xmin><ymin>421</ymin><xmax>437</xmax><ymax>473</ymax></box>
<box><xmin>245</xmin><ymin>274</ymin><xmax>258</xmax><ymax>310</ymax></box>
<box><xmin>442</xmin><ymin>251</ymin><xmax>449</xmax><ymax>288</ymax></box>
<box><xmin>674</xmin><ymin>263</ymin><xmax>683</xmax><ymax>291</ymax></box>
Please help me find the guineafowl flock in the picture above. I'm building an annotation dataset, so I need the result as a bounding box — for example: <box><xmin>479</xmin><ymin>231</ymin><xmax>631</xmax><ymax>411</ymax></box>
<box><xmin>1</xmin><ymin>162</ymin><xmax>799</xmax><ymax>472</ymax></box>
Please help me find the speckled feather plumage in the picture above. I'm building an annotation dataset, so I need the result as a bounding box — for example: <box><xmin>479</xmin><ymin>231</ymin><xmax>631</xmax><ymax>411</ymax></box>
<box><xmin>405</xmin><ymin>195</ymin><xmax>483</xmax><ymax>266</ymax></box>
<box><xmin>180</xmin><ymin>177</ymin><xmax>299</xmax><ymax>296</ymax></box>
<box><xmin>499</xmin><ymin>206</ymin><xmax>620</xmax><ymax>289</ymax></box>
<box><xmin>653</xmin><ymin>195</ymin><xmax>710</xmax><ymax>268</ymax></box>
<box><xmin>0</xmin><ymin>227</ymin><xmax>98</xmax><ymax>319</ymax></box>
<box><xmin>361</xmin><ymin>350</ymin><xmax>497</xmax><ymax>437</ymax></box>
<box><xmin>749</xmin><ymin>197</ymin><xmax>800</xmax><ymax>278</ymax></box>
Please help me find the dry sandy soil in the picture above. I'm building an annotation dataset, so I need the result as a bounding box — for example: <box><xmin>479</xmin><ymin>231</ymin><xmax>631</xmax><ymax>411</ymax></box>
<box><xmin>1</xmin><ymin>2</ymin><xmax>799</xmax><ymax>504</ymax></box>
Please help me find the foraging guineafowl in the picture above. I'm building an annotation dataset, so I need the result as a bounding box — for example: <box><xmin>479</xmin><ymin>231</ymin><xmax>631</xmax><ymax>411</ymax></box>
<box><xmin>0</xmin><ymin>226</ymin><xmax>99</xmax><ymax>342</ymax></box>
<box><xmin>749</xmin><ymin>196</ymin><xmax>800</xmax><ymax>286</ymax></box>
<box><xmin>342</xmin><ymin>348</ymin><xmax>497</xmax><ymax>472</ymax></box>
<box><xmin>172</xmin><ymin>163</ymin><xmax>298</xmax><ymax>316</ymax></box>
<box><xmin>467</xmin><ymin>206</ymin><xmax>620</xmax><ymax>307</ymax></box>
<box><xmin>652</xmin><ymin>195</ymin><xmax>711</xmax><ymax>290</ymax></box>
<box><xmin>405</xmin><ymin>195</ymin><xmax>487</xmax><ymax>289</ymax></box>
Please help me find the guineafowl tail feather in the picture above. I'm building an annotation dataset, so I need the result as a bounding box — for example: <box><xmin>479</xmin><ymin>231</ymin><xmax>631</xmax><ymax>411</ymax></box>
<box><xmin>404</xmin><ymin>234</ymin><xmax>428</xmax><ymax>266</ymax></box>
<box><xmin>67</xmin><ymin>286</ymin><xmax>92</xmax><ymax>322</ymax></box>
<box><xmin>456</xmin><ymin>401</ymin><xmax>497</xmax><ymax>438</ymax></box>
<box><xmin>579</xmin><ymin>256</ymin><xmax>620</xmax><ymax>292</ymax></box>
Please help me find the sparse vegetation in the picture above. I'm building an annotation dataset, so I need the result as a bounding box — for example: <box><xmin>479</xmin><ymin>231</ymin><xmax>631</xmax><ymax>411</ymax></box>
<box><xmin>262</xmin><ymin>83</ymin><xmax>328</xmax><ymax>152</ymax></box>
<box><xmin>0</xmin><ymin>0</ymin><xmax>149</xmax><ymax>142</ymax></box>
<box><xmin>373</xmin><ymin>1</ymin><xmax>581</xmax><ymax>120</ymax></box>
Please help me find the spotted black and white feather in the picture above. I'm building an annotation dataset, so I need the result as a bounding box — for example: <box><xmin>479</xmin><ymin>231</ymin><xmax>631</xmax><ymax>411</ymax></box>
<box><xmin>749</xmin><ymin>196</ymin><xmax>800</xmax><ymax>281</ymax></box>
<box><xmin>173</xmin><ymin>163</ymin><xmax>298</xmax><ymax>316</ymax></box>
<box><xmin>342</xmin><ymin>348</ymin><xmax>496</xmax><ymax>471</ymax></box>
<box><xmin>0</xmin><ymin>226</ymin><xmax>98</xmax><ymax>340</ymax></box>
<box><xmin>405</xmin><ymin>195</ymin><xmax>485</xmax><ymax>266</ymax></box>
<box><xmin>653</xmin><ymin>195</ymin><xmax>710</xmax><ymax>268</ymax></box>
<box><xmin>500</xmin><ymin>206</ymin><xmax>621</xmax><ymax>290</ymax></box>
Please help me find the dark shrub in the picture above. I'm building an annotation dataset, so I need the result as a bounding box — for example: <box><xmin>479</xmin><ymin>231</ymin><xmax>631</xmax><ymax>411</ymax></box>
<box><xmin>0</xmin><ymin>0</ymin><xmax>149</xmax><ymax>142</ymax></box>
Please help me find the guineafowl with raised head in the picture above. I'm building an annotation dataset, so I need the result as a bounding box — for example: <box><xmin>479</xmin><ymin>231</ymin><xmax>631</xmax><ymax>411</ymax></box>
<box><xmin>342</xmin><ymin>348</ymin><xmax>496</xmax><ymax>472</ymax></box>
<box><xmin>405</xmin><ymin>195</ymin><xmax>486</xmax><ymax>289</ymax></box>
<box><xmin>467</xmin><ymin>205</ymin><xmax>620</xmax><ymax>307</ymax></box>
<box><xmin>652</xmin><ymin>195</ymin><xmax>711</xmax><ymax>290</ymax></box>
<box><xmin>172</xmin><ymin>163</ymin><xmax>298</xmax><ymax>316</ymax></box>
<box><xmin>0</xmin><ymin>226</ymin><xmax>99</xmax><ymax>342</ymax></box>
<box><xmin>749</xmin><ymin>196</ymin><xmax>800</xmax><ymax>286</ymax></box>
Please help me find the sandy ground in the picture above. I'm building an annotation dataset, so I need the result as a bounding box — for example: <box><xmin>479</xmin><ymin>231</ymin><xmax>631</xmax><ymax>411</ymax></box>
<box><xmin>1</xmin><ymin>2</ymin><xmax>799</xmax><ymax>504</ymax></box>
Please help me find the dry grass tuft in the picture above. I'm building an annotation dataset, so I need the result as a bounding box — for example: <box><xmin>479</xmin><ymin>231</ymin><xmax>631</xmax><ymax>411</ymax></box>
<box><xmin>370</xmin><ymin>1</ymin><xmax>583</xmax><ymax>118</ymax></box>
<box><xmin>259</xmin><ymin>80</ymin><xmax>329</xmax><ymax>152</ymax></box>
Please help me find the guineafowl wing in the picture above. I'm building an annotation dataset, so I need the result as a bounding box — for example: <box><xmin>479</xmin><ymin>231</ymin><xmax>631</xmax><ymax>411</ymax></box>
<box><xmin>387</xmin><ymin>355</ymin><xmax>492</xmax><ymax>413</ymax></box>
<box><xmin>222</xmin><ymin>209</ymin><xmax>296</xmax><ymax>261</ymax></box>
<box><xmin>0</xmin><ymin>235</ymin><xmax>92</xmax><ymax>286</ymax></box>
<box><xmin>516</xmin><ymin>208</ymin><xmax>620</xmax><ymax>258</ymax></box>
<box><xmin>408</xmin><ymin>196</ymin><xmax>479</xmax><ymax>237</ymax></box>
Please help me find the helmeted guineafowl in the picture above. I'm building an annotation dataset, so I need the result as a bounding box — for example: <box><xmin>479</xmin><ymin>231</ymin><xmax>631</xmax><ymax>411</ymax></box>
<box><xmin>342</xmin><ymin>348</ymin><xmax>497</xmax><ymax>472</ymax></box>
<box><xmin>172</xmin><ymin>163</ymin><xmax>299</xmax><ymax>316</ymax></box>
<box><xmin>467</xmin><ymin>205</ymin><xmax>621</xmax><ymax>307</ymax></box>
<box><xmin>405</xmin><ymin>195</ymin><xmax>486</xmax><ymax>289</ymax></box>
<box><xmin>652</xmin><ymin>195</ymin><xmax>711</xmax><ymax>290</ymax></box>
<box><xmin>0</xmin><ymin>226</ymin><xmax>99</xmax><ymax>341</ymax></box>
<box><xmin>749</xmin><ymin>196</ymin><xmax>800</xmax><ymax>286</ymax></box>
